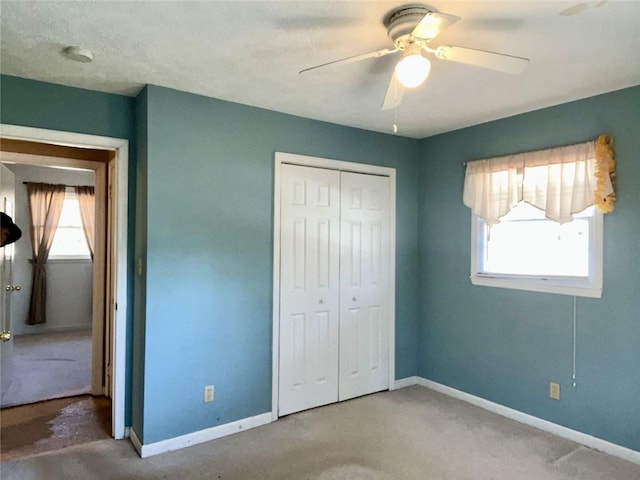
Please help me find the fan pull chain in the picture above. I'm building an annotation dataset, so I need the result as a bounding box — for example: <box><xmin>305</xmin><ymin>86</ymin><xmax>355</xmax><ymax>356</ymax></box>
<box><xmin>392</xmin><ymin>78</ymin><xmax>399</xmax><ymax>134</ymax></box>
<box><xmin>572</xmin><ymin>295</ymin><xmax>577</xmax><ymax>388</ymax></box>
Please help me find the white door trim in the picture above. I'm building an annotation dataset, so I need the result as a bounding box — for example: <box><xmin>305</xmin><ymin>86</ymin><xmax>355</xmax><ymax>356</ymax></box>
<box><xmin>0</xmin><ymin>123</ymin><xmax>129</xmax><ymax>440</ymax></box>
<box><xmin>272</xmin><ymin>151</ymin><xmax>396</xmax><ymax>421</ymax></box>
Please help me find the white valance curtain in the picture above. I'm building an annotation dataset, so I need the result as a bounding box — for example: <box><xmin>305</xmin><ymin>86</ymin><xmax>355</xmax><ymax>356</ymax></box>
<box><xmin>463</xmin><ymin>135</ymin><xmax>615</xmax><ymax>226</ymax></box>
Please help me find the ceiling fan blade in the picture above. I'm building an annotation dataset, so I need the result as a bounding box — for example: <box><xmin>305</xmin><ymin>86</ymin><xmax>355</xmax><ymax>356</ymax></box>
<box><xmin>559</xmin><ymin>3</ymin><xmax>588</xmax><ymax>16</ymax></box>
<box><xmin>299</xmin><ymin>48</ymin><xmax>399</xmax><ymax>75</ymax></box>
<box><xmin>411</xmin><ymin>11</ymin><xmax>460</xmax><ymax>41</ymax></box>
<box><xmin>381</xmin><ymin>73</ymin><xmax>405</xmax><ymax>111</ymax></box>
<box><xmin>435</xmin><ymin>45</ymin><xmax>530</xmax><ymax>74</ymax></box>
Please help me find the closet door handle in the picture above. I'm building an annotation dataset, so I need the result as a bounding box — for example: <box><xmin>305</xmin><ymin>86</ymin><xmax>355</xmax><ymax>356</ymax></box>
<box><xmin>319</xmin><ymin>298</ymin><xmax>324</xmax><ymax>304</ymax></box>
<box><xmin>352</xmin><ymin>296</ymin><xmax>357</xmax><ymax>302</ymax></box>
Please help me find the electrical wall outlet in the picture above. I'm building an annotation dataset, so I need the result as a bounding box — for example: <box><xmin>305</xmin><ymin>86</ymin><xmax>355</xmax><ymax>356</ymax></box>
<box><xmin>204</xmin><ymin>385</ymin><xmax>214</xmax><ymax>403</ymax></box>
<box><xmin>549</xmin><ymin>382</ymin><xmax>560</xmax><ymax>400</ymax></box>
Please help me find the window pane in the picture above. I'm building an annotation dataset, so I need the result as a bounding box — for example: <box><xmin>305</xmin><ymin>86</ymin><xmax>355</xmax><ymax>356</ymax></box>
<box><xmin>50</xmin><ymin>227</ymin><xmax>91</xmax><ymax>257</ymax></box>
<box><xmin>480</xmin><ymin>204</ymin><xmax>591</xmax><ymax>277</ymax></box>
<box><xmin>49</xmin><ymin>191</ymin><xmax>90</xmax><ymax>258</ymax></box>
<box><xmin>56</xmin><ymin>198</ymin><xmax>80</xmax><ymax>226</ymax></box>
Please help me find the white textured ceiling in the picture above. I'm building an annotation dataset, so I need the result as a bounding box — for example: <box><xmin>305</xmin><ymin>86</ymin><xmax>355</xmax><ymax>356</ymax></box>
<box><xmin>1</xmin><ymin>1</ymin><xmax>639</xmax><ymax>138</ymax></box>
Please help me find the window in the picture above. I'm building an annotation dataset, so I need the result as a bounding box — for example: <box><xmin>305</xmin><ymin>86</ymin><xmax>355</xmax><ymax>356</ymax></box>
<box><xmin>49</xmin><ymin>189</ymin><xmax>91</xmax><ymax>259</ymax></box>
<box><xmin>464</xmin><ymin>135</ymin><xmax>615</xmax><ymax>298</ymax></box>
<box><xmin>470</xmin><ymin>203</ymin><xmax>603</xmax><ymax>297</ymax></box>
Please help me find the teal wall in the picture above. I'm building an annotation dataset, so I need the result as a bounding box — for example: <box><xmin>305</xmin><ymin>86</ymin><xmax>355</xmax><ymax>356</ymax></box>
<box><xmin>0</xmin><ymin>75</ymin><xmax>137</xmax><ymax>425</ymax></box>
<box><xmin>139</xmin><ymin>85</ymin><xmax>420</xmax><ymax>443</ymax></box>
<box><xmin>3</xmin><ymin>73</ymin><xmax>637</xmax><ymax>453</ymax></box>
<box><xmin>1</xmin><ymin>75</ymin><xmax>134</xmax><ymax>140</ymax></box>
<box><xmin>418</xmin><ymin>85</ymin><xmax>640</xmax><ymax>451</ymax></box>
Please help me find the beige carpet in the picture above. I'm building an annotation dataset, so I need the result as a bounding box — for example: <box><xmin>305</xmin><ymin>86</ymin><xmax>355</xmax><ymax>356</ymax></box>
<box><xmin>2</xmin><ymin>386</ymin><xmax>638</xmax><ymax>480</ymax></box>
<box><xmin>1</xmin><ymin>330</ymin><xmax>92</xmax><ymax>408</ymax></box>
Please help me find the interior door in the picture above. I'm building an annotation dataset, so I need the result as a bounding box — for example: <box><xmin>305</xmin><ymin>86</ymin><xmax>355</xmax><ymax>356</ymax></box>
<box><xmin>278</xmin><ymin>164</ymin><xmax>340</xmax><ymax>416</ymax></box>
<box><xmin>1</xmin><ymin>163</ymin><xmax>17</xmax><ymax>401</ymax></box>
<box><xmin>339</xmin><ymin>172</ymin><xmax>390</xmax><ymax>401</ymax></box>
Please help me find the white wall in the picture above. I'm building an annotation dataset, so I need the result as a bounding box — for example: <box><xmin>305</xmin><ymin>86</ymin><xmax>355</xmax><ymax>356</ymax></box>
<box><xmin>5</xmin><ymin>164</ymin><xmax>95</xmax><ymax>336</ymax></box>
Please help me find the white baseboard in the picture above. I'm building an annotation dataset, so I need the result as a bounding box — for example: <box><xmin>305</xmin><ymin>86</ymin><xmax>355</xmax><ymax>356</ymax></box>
<box><xmin>409</xmin><ymin>377</ymin><xmax>640</xmax><ymax>465</ymax></box>
<box><xmin>129</xmin><ymin>427</ymin><xmax>142</xmax><ymax>454</ymax></box>
<box><xmin>393</xmin><ymin>376</ymin><xmax>420</xmax><ymax>390</ymax></box>
<box><xmin>130</xmin><ymin>413</ymin><xmax>272</xmax><ymax>458</ymax></box>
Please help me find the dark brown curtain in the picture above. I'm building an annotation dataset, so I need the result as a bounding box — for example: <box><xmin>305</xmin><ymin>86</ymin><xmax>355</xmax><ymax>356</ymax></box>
<box><xmin>26</xmin><ymin>183</ymin><xmax>66</xmax><ymax>325</ymax></box>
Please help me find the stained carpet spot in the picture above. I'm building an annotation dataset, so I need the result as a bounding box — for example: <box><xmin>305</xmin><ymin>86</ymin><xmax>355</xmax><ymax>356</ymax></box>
<box><xmin>0</xmin><ymin>395</ymin><xmax>111</xmax><ymax>461</ymax></box>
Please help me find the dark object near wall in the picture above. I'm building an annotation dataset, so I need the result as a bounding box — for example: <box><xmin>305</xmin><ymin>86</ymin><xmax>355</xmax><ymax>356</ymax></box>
<box><xmin>1</xmin><ymin>212</ymin><xmax>22</xmax><ymax>247</ymax></box>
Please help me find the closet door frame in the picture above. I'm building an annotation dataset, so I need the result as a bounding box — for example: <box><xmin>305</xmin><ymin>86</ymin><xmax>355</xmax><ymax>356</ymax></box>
<box><xmin>272</xmin><ymin>152</ymin><xmax>396</xmax><ymax>421</ymax></box>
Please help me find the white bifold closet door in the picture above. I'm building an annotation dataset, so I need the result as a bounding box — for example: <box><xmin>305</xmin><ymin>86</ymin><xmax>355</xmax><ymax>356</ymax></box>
<box><xmin>279</xmin><ymin>164</ymin><xmax>390</xmax><ymax>416</ymax></box>
<box><xmin>279</xmin><ymin>164</ymin><xmax>341</xmax><ymax>416</ymax></box>
<box><xmin>338</xmin><ymin>171</ymin><xmax>390</xmax><ymax>402</ymax></box>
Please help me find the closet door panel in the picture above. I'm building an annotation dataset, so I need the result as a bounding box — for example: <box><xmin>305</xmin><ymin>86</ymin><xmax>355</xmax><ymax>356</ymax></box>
<box><xmin>279</xmin><ymin>164</ymin><xmax>340</xmax><ymax>416</ymax></box>
<box><xmin>339</xmin><ymin>172</ymin><xmax>390</xmax><ymax>401</ymax></box>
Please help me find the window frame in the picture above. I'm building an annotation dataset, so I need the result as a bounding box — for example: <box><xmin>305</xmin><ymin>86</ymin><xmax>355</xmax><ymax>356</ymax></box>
<box><xmin>469</xmin><ymin>207</ymin><xmax>603</xmax><ymax>298</ymax></box>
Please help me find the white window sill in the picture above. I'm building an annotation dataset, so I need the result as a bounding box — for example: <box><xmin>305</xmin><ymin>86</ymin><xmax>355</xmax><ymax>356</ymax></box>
<box><xmin>46</xmin><ymin>257</ymin><xmax>92</xmax><ymax>264</ymax></box>
<box><xmin>470</xmin><ymin>274</ymin><xmax>602</xmax><ymax>298</ymax></box>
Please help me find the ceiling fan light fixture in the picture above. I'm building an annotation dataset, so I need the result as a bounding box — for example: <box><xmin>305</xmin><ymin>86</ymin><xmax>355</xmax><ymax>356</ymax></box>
<box><xmin>395</xmin><ymin>45</ymin><xmax>431</xmax><ymax>88</ymax></box>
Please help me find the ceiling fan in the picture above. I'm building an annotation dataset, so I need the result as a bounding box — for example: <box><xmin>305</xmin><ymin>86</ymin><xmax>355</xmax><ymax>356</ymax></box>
<box><xmin>299</xmin><ymin>5</ymin><xmax>530</xmax><ymax>111</ymax></box>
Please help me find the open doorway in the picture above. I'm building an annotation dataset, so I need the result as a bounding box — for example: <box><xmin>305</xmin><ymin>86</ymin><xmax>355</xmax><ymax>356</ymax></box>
<box><xmin>1</xmin><ymin>161</ymin><xmax>96</xmax><ymax>408</ymax></box>
<box><xmin>0</xmin><ymin>125</ymin><xmax>128</xmax><ymax>451</ymax></box>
